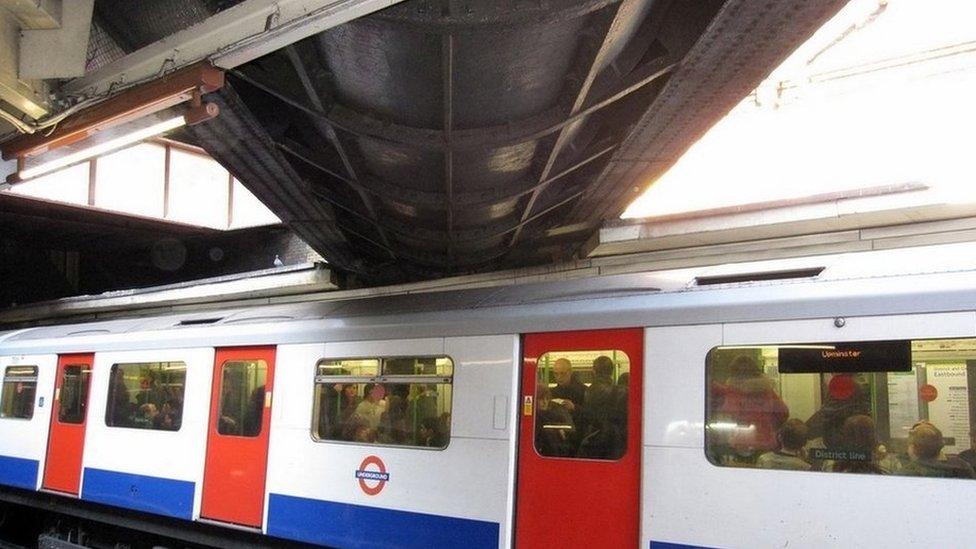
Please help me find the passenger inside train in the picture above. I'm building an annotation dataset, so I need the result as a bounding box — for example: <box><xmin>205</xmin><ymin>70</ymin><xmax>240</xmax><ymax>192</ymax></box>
<box><xmin>882</xmin><ymin>421</ymin><xmax>975</xmax><ymax>478</ymax></box>
<box><xmin>534</xmin><ymin>385</ymin><xmax>574</xmax><ymax>457</ymax></box>
<box><xmin>312</xmin><ymin>357</ymin><xmax>454</xmax><ymax>449</ymax></box>
<box><xmin>535</xmin><ymin>351</ymin><xmax>629</xmax><ymax>459</ymax></box>
<box><xmin>957</xmin><ymin>430</ymin><xmax>976</xmax><ymax>468</ymax></box>
<box><xmin>706</xmin><ymin>338</ymin><xmax>976</xmax><ymax>479</ymax></box>
<box><xmin>709</xmin><ymin>355</ymin><xmax>788</xmax><ymax>459</ymax></box>
<box><xmin>756</xmin><ymin>419</ymin><xmax>811</xmax><ymax>471</ymax></box>
<box><xmin>105</xmin><ymin>362</ymin><xmax>186</xmax><ymax>431</ymax></box>
<box><xmin>217</xmin><ymin>360</ymin><xmax>267</xmax><ymax>437</ymax></box>
<box><xmin>551</xmin><ymin>358</ymin><xmax>586</xmax><ymax>419</ymax></box>
<box><xmin>822</xmin><ymin>415</ymin><xmax>885</xmax><ymax>474</ymax></box>
<box><xmin>57</xmin><ymin>365</ymin><xmax>90</xmax><ymax>424</ymax></box>
<box><xmin>0</xmin><ymin>366</ymin><xmax>37</xmax><ymax>419</ymax></box>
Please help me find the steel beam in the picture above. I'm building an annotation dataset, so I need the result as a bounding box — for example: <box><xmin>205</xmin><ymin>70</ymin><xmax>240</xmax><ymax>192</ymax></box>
<box><xmin>280</xmin><ymin>132</ymin><xmax>614</xmax><ymax>216</ymax></box>
<box><xmin>276</xmin><ymin>139</ymin><xmax>410</xmax><ymax>256</ymax></box>
<box><xmin>184</xmin><ymin>84</ymin><xmax>366</xmax><ymax>275</ymax></box>
<box><xmin>230</xmin><ymin>61</ymin><xmax>674</xmax><ymax>153</ymax></box>
<box><xmin>276</xmin><ymin>139</ymin><xmax>354</xmax><ymax>185</ymax></box>
<box><xmin>277</xmin><ymin>136</ymin><xmax>599</xmax><ymax>250</ymax></box>
<box><xmin>509</xmin><ymin>0</ymin><xmax>646</xmax><ymax>247</ymax></box>
<box><xmin>61</xmin><ymin>0</ymin><xmax>406</xmax><ymax>99</ymax></box>
<box><xmin>442</xmin><ymin>32</ymin><xmax>455</xmax><ymax>258</ymax></box>
<box><xmin>283</xmin><ymin>45</ymin><xmax>395</xmax><ymax>257</ymax></box>
<box><xmin>456</xmin><ymin>142</ymin><xmax>616</xmax><ymax>208</ymax></box>
<box><xmin>371</xmin><ymin>184</ymin><xmax>594</xmax><ymax>249</ymax></box>
<box><xmin>377</xmin><ymin>0</ymin><xmax>617</xmax><ymax>29</ymax></box>
<box><xmin>565</xmin><ymin>0</ymin><xmax>850</xmax><ymax>231</ymax></box>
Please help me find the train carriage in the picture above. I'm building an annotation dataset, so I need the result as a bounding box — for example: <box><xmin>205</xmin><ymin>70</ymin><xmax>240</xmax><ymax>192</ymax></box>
<box><xmin>1</xmin><ymin>247</ymin><xmax>976</xmax><ymax>548</ymax></box>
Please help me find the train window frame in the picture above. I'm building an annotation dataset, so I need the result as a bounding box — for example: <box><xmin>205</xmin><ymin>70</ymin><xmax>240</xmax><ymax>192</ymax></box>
<box><xmin>0</xmin><ymin>365</ymin><xmax>38</xmax><ymax>420</ymax></box>
<box><xmin>533</xmin><ymin>349</ymin><xmax>631</xmax><ymax>461</ymax></box>
<box><xmin>309</xmin><ymin>355</ymin><xmax>455</xmax><ymax>451</ymax></box>
<box><xmin>704</xmin><ymin>338</ymin><xmax>976</xmax><ymax>480</ymax></box>
<box><xmin>104</xmin><ymin>361</ymin><xmax>187</xmax><ymax>432</ymax></box>
<box><xmin>215</xmin><ymin>359</ymin><xmax>268</xmax><ymax>438</ymax></box>
<box><xmin>57</xmin><ymin>363</ymin><xmax>91</xmax><ymax>425</ymax></box>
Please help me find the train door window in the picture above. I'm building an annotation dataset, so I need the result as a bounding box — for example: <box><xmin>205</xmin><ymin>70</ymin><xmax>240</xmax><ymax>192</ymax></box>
<box><xmin>105</xmin><ymin>362</ymin><xmax>187</xmax><ymax>431</ymax></box>
<box><xmin>216</xmin><ymin>360</ymin><xmax>268</xmax><ymax>437</ymax></box>
<box><xmin>312</xmin><ymin>357</ymin><xmax>453</xmax><ymax>449</ymax></box>
<box><xmin>1</xmin><ymin>366</ymin><xmax>38</xmax><ymax>419</ymax></box>
<box><xmin>57</xmin><ymin>365</ymin><xmax>91</xmax><ymax>424</ymax></box>
<box><xmin>535</xmin><ymin>350</ymin><xmax>630</xmax><ymax>459</ymax></box>
<box><xmin>705</xmin><ymin>338</ymin><xmax>976</xmax><ymax>479</ymax></box>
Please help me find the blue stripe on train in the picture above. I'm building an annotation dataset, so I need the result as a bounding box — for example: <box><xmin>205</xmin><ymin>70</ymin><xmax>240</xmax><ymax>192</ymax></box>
<box><xmin>267</xmin><ymin>493</ymin><xmax>500</xmax><ymax>549</ymax></box>
<box><xmin>0</xmin><ymin>455</ymin><xmax>38</xmax><ymax>490</ymax></box>
<box><xmin>81</xmin><ymin>468</ymin><xmax>194</xmax><ymax>520</ymax></box>
<box><xmin>652</xmin><ymin>541</ymin><xmax>719</xmax><ymax>549</ymax></box>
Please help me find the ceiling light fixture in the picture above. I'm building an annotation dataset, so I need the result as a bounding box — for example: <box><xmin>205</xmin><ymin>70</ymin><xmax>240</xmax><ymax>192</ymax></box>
<box><xmin>18</xmin><ymin>115</ymin><xmax>186</xmax><ymax>180</ymax></box>
<box><xmin>2</xmin><ymin>62</ymin><xmax>223</xmax><ymax>185</ymax></box>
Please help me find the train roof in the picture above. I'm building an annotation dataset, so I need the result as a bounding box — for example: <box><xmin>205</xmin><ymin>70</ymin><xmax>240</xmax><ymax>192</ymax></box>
<box><xmin>3</xmin><ymin>242</ymin><xmax>976</xmax><ymax>354</ymax></box>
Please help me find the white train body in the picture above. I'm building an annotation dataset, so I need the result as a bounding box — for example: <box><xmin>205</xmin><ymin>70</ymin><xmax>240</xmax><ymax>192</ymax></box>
<box><xmin>1</xmin><ymin>247</ymin><xmax>975</xmax><ymax>548</ymax></box>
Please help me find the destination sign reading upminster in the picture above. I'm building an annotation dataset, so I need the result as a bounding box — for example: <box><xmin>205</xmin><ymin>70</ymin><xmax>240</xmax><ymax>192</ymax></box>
<box><xmin>778</xmin><ymin>340</ymin><xmax>912</xmax><ymax>373</ymax></box>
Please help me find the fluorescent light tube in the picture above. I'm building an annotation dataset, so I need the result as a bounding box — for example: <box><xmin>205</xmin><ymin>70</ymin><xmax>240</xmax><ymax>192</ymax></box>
<box><xmin>19</xmin><ymin>115</ymin><xmax>186</xmax><ymax>180</ymax></box>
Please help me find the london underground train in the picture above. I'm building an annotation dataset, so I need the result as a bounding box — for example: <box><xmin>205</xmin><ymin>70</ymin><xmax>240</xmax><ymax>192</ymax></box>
<box><xmin>2</xmin><ymin>245</ymin><xmax>976</xmax><ymax>548</ymax></box>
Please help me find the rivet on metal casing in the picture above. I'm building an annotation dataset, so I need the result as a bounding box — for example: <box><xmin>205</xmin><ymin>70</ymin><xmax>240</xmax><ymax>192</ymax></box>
<box><xmin>834</xmin><ymin>317</ymin><xmax>846</xmax><ymax>328</ymax></box>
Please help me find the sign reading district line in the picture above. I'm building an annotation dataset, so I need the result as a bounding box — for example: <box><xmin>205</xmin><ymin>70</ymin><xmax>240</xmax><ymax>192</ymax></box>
<box><xmin>355</xmin><ymin>455</ymin><xmax>390</xmax><ymax>496</ymax></box>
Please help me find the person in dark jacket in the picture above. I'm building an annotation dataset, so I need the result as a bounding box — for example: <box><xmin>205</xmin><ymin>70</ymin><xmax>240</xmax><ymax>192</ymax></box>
<box><xmin>577</xmin><ymin>356</ymin><xmax>626</xmax><ymax>459</ymax></box>
<box><xmin>806</xmin><ymin>374</ymin><xmax>872</xmax><ymax>450</ymax></box>
<box><xmin>534</xmin><ymin>385</ymin><xmax>575</xmax><ymax>457</ymax></box>
<box><xmin>824</xmin><ymin>414</ymin><xmax>885</xmax><ymax>474</ymax></box>
<box><xmin>419</xmin><ymin>417</ymin><xmax>448</xmax><ymax>448</ymax></box>
<box><xmin>613</xmin><ymin>371</ymin><xmax>630</xmax><ymax>432</ymax></box>
<box><xmin>957</xmin><ymin>430</ymin><xmax>976</xmax><ymax>469</ymax></box>
<box><xmin>242</xmin><ymin>385</ymin><xmax>265</xmax><ymax>436</ymax></box>
<box><xmin>895</xmin><ymin>421</ymin><xmax>975</xmax><ymax>479</ymax></box>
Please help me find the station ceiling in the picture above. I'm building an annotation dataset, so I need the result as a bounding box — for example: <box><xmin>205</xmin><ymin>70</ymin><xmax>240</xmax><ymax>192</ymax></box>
<box><xmin>13</xmin><ymin>0</ymin><xmax>849</xmax><ymax>286</ymax></box>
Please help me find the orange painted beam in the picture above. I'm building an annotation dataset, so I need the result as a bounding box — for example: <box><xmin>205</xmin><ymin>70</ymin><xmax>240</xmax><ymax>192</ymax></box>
<box><xmin>1</xmin><ymin>62</ymin><xmax>224</xmax><ymax>161</ymax></box>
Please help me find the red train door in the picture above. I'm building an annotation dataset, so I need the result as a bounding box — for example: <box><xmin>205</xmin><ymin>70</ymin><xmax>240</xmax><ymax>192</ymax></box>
<box><xmin>42</xmin><ymin>353</ymin><xmax>94</xmax><ymax>495</ymax></box>
<box><xmin>201</xmin><ymin>346</ymin><xmax>276</xmax><ymax>527</ymax></box>
<box><xmin>516</xmin><ymin>328</ymin><xmax>643</xmax><ymax>548</ymax></box>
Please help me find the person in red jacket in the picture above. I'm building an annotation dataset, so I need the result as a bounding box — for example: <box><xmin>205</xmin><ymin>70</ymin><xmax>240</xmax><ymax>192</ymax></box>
<box><xmin>711</xmin><ymin>355</ymin><xmax>789</xmax><ymax>461</ymax></box>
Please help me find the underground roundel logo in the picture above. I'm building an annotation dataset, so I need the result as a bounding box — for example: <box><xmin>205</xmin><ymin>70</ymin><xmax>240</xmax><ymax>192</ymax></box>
<box><xmin>355</xmin><ymin>455</ymin><xmax>390</xmax><ymax>496</ymax></box>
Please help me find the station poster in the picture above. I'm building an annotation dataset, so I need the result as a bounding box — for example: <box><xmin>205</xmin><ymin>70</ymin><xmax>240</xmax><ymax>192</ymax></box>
<box><xmin>887</xmin><ymin>369</ymin><xmax>920</xmax><ymax>440</ymax></box>
<box><xmin>924</xmin><ymin>362</ymin><xmax>970</xmax><ymax>454</ymax></box>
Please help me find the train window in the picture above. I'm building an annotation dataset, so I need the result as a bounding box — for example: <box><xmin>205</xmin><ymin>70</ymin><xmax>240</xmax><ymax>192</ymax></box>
<box><xmin>535</xmin><ymin>350</ymin><xmax>630</xmax><ymax>460</ymax></box>
<box><xmin>58</xmin><ymin>364</ymin><xmax>91</xmax><ymax>424</ymax></box>
<box><xmin>706</xmin><ymin>338</ymin><xmax>976</xmax><ymax>479</ymax></box>
<box><xmin>1</xmin><ymin>366</ymin><xmax>38</xmax><ymax>420</ymax></box>
<box><xmin>312</xmin><ymin>357</ymin><xmax>453</xmax><ymax>449</ymax></box>
<box><xmin>217</xmin><ymin>360</ymin><xmax>268</xmax><ymax>437</ymax></box>
<box><xmin>105</xmin><ymin>362</ymin><xmax>186</xmax><ymax>431</ymax></box>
